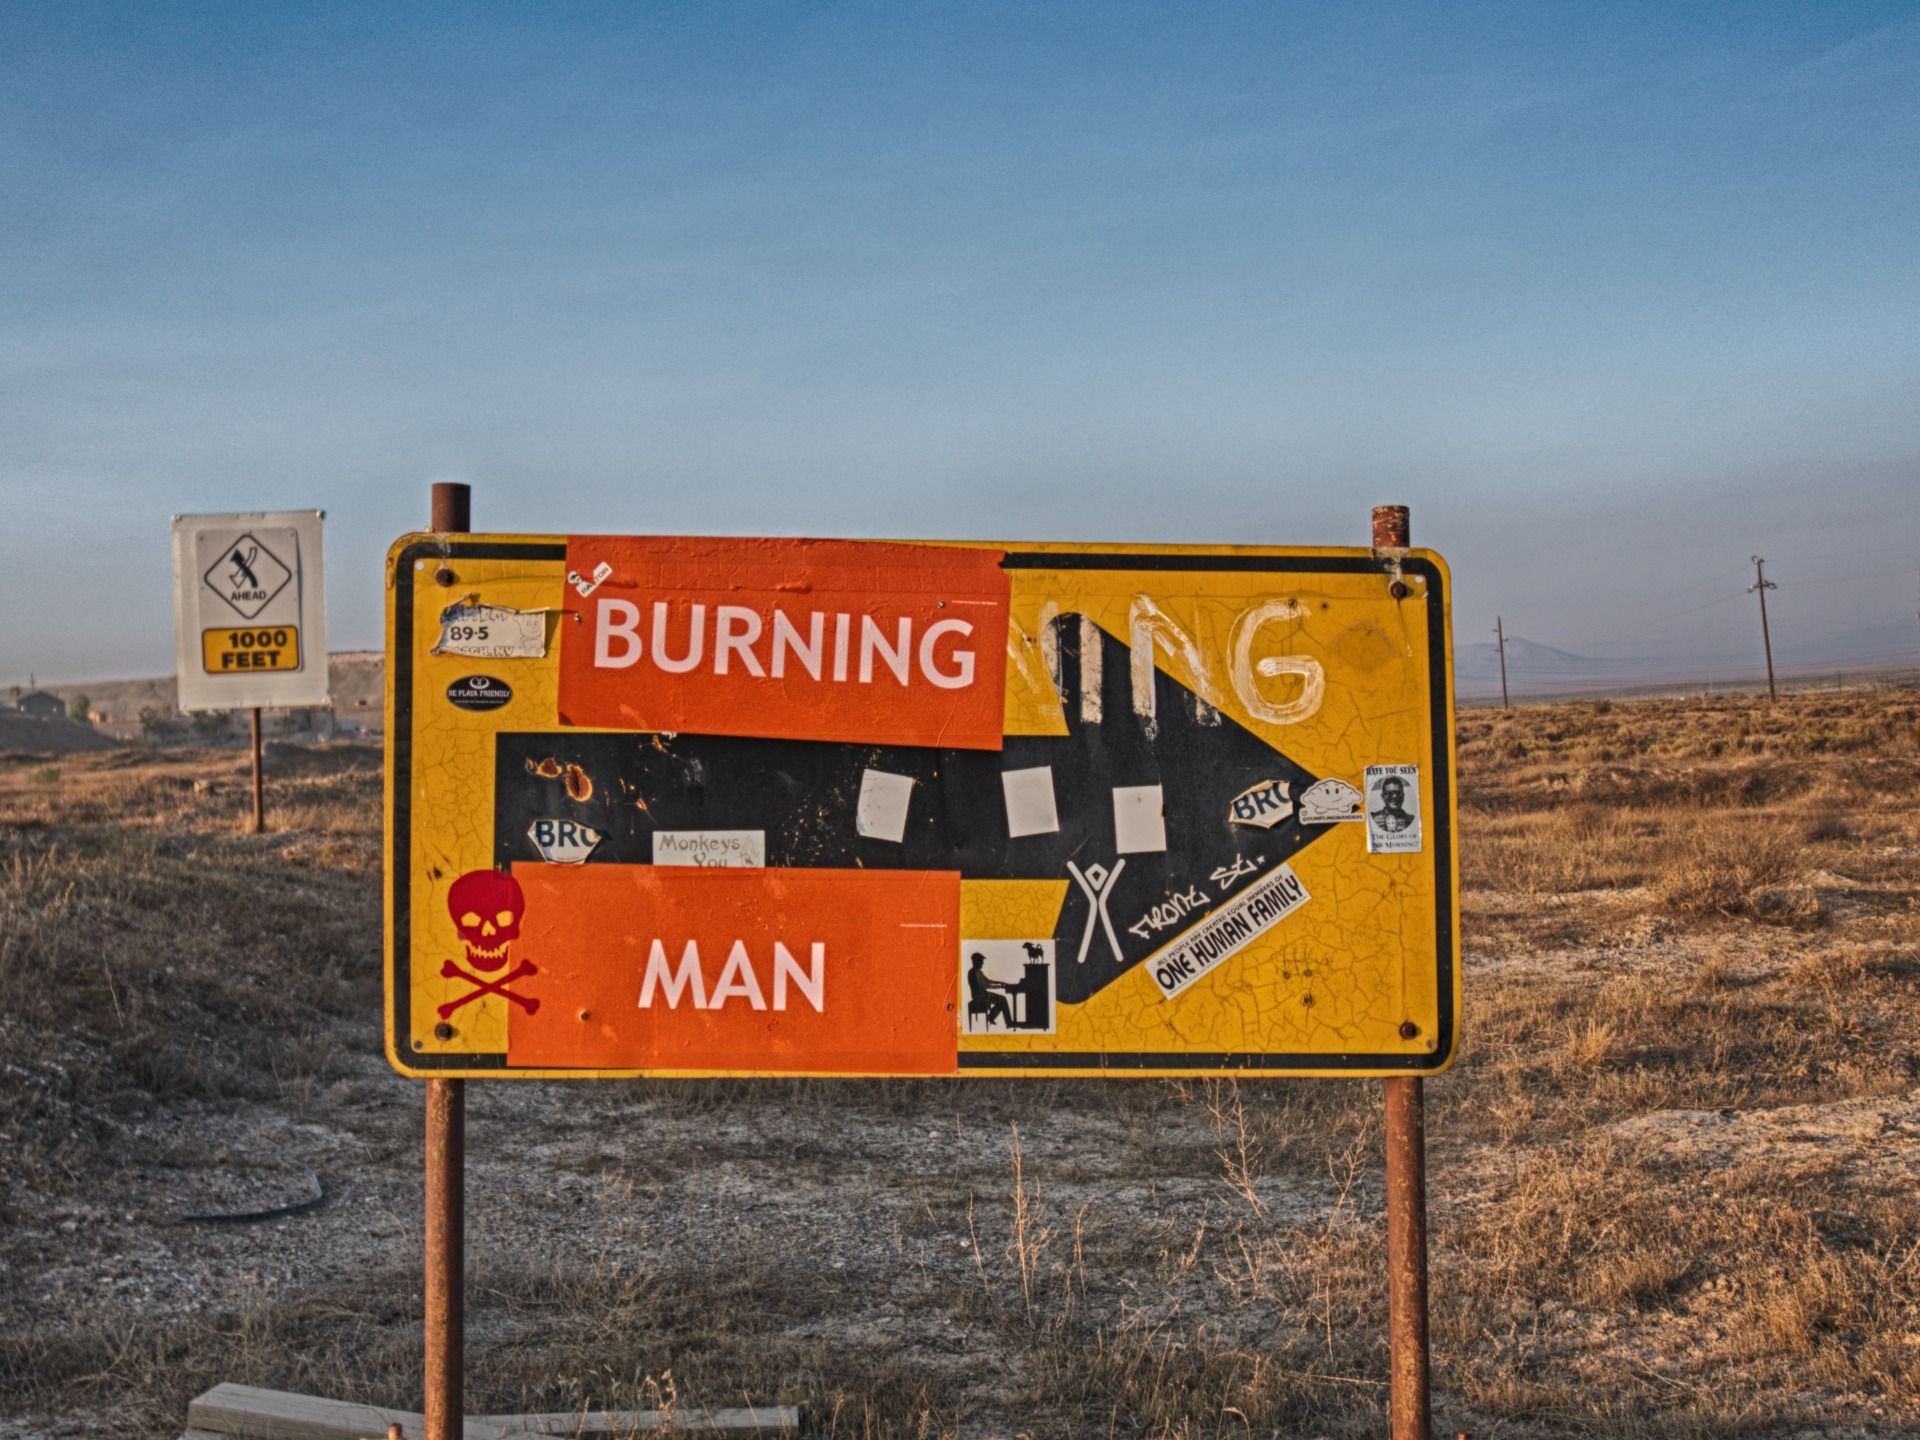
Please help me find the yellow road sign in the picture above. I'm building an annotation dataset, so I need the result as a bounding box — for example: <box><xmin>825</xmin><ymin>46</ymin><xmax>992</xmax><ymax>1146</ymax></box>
<box><xmin>385</xmin><ymin>535</ymin><xmax>1459</xmax><ymax>1079</ymax></box>
<box><xmin>201</xmin><ymin>625</ymin><xmax>301</xmax><ymax>674</ymax></box>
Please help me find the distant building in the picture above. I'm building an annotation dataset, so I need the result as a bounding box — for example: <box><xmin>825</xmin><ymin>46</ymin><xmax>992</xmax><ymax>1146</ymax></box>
<box><xmin>15</xmin><ymin>691</ymin><xmax>63</xmax><ymax>720</ymax></box>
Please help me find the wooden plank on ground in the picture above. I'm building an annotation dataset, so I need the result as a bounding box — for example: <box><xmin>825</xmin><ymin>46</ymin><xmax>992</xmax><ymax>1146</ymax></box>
<box><xmin>186</xmin><ymin>1385</ymin><xmax>455</xmax><ymax>1440</ymax></box>
<box><xmin>187</xmin><ymin>1385</ymin><xmax>797</xmax><ymax>1440</ymax></box>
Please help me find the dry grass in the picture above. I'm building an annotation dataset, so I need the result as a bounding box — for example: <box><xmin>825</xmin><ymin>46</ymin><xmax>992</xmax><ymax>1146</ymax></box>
<box><xmin>4</xmin><ymin>691</ymin><xmax>1920</xmax><ymax>1438</ymax></box>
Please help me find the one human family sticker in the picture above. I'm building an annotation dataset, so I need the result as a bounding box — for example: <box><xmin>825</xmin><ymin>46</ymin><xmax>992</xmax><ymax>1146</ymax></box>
<box><xmin>1364</xmin><ymin>764</ymin><xmax>1423</xmax><ymax>854</ymax></box>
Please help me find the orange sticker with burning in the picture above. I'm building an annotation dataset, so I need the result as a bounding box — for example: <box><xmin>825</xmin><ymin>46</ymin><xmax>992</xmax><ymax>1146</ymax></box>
<box><xmin>505</xmin><ymin>865</ymin><xmax>960</xmax><ymax>1074</ymax></box>
<box><xmin>556</xmin><ymin>536</ymin><xmax>1009</xmax><ymax>750</ymax></box>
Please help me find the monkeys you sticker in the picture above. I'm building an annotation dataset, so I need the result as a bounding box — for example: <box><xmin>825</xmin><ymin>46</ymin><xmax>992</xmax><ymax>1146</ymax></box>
<box><xmin>1364</xmin><ymin>765</ymin><xmax>1422</xmax><ymax>854</ymax></box>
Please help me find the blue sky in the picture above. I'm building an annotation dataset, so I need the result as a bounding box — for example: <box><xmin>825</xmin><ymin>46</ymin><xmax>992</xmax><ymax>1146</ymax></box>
<box><xmin>4</xmin><ymin>2</ymin><xmax>1917</xmax><ymax>685</ymax></box>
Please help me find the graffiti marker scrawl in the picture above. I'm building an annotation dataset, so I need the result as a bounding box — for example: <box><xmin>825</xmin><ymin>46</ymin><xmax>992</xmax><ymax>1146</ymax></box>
<box><xmin>1147</xmin><ymin>863</ymin><xmax>1311</xmax><ymax>1000</ymax></box>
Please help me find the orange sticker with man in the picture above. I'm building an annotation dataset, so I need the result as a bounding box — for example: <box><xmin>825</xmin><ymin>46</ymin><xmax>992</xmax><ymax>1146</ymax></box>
<box><xmin>501</xmin><ymin>865</ymin><xmax>960</xmax><ymax>1074</ymax></box>
<box><xmin>555</xmin><ymin>536</ymin><xmax>1010</xmax><ymax>750</ymax></box>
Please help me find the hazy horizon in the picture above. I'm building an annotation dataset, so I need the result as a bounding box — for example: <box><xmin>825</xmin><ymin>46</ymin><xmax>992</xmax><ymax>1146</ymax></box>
<box><xmin>5</xmin><ymin>3</ymin><xmax>1917</xmax><ymax>688</ymax></box>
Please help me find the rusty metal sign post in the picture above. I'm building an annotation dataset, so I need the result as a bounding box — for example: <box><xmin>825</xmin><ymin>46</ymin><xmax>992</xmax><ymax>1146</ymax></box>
<box><xmin>1373</xmin><ymin>504</ymin><xmax>1434</xmax><ymax>1440</ymax></box>
<box><xmin>424</xmin><ymin>482</ymin><xmax>469</xmax><ymax>1440</ymax></box>
<box><xmin>403</xmin><ymin>485</ymin><xmax>1449</xmax><ymax>1439</ymax></box>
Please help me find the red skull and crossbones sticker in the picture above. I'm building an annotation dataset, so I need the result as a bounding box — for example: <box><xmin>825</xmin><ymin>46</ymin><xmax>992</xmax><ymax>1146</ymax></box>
<box><xmin>440</xmin><ymin>869</ymin><xmax>540</xmax><ymax>1018</ymax></box>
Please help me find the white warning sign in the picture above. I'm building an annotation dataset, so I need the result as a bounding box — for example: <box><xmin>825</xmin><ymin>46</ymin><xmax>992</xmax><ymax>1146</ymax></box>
<box><xmin>172</xmin><ymin>511</ymin><xmax>328</xmax><ymax>713</ymax></box>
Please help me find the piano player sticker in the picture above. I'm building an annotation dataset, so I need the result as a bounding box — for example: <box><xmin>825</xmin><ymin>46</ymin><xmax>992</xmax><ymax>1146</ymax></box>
<box><xmin>960</xmin><ymin>940</ymin><xmax>1057</xmax><ymax>1036</ymax></box>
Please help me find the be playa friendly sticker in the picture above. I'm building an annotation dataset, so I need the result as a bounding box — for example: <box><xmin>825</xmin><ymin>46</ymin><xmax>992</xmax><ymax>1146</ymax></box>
<box><xmin>1364</xmin><ymin>765</ymin><xmax>1423</xmax><ymax>854</ymax></box>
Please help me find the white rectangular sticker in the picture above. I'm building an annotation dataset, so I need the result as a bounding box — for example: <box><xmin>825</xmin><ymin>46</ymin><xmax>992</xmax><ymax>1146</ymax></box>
<box><xmin>432</xmin><ymin>600</ymin><xmax>548</xmax><ymax>659</ymax></box>
<box><xmin>1147</xmin><ymin>863</ymin><xmax>1311</xmax><ymax>1000</ymax></box>
<box><xmin>855</xmin><ymin>768</ymin><xmax>915</xmax><ymax>843</ymax></box>
<box><xmin>651</xmin><ymin>830</ymin><xmax>766</xmax><ymax>868</ymax></box>
<box><xmin>1364</xmin><ymin>764</ymin><xmax>1423</xmax><ymax>853</ymax></box>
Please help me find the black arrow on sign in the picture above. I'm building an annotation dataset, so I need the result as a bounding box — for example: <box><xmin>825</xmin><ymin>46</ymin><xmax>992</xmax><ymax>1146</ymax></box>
<box><xmin>493</xmin><ymin>614</ymin><xmax>1331</xmax><ymax>1004</ymax></box>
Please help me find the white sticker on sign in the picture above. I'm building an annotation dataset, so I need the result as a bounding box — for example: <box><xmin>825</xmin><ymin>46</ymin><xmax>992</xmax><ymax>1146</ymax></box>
<box><xmin>432</xmin><ymin>600</ymin><xmax>548</xmax><ymax>659</ymax></box>
<box><xmin>652</xmin><ymin>830</ymin><xmax>766</xmax><ymax>868</ymax></box>
<box><xmin>856</xmin><ymin>768</ymin><xmax>916</xmax><ymax>843</ymax></box>
<box><xmin>1001</xmin><ymin>765</ymin><xmax>1060</xmax><ymax>838</ymax></box>
<box><xmin>1298</xmin><ymin>777</ymin><xmax>1365</xmax><ymax>824</ymax></box>
<box><xmin>1112</xmin><ymin>784</ymin><xmax>1168</xmax><ymax>854</ymax></box>
<box><xmin>1147</xmin><ymin>863</ymin><xmax>1310</xmax><ymax>1000</ymax></box>
<box><xmin>1364</xmin><ymin>765</ymin><xmax>1423</xmax><ymax>854</ymax></box>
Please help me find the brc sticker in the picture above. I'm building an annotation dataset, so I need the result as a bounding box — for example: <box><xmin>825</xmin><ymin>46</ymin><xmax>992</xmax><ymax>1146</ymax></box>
<box><xmin>527</xmin><ymin>818</ymin><xmax>603</xmax><ymax>865</ymax></box>
<box><xmin>1228</xmin><ymin>778</ymin><xmax>1294</xmax><ymax>829</ymax></box>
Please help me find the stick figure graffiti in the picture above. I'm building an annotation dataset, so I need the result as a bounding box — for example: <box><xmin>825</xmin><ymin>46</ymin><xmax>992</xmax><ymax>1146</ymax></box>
<box><xmin>441</xmin><ymin>869</ymin><xmax>540</xmax><ymax>1018</ymax></box>
<box><xmin>1065</xmin><ymin>858</ymin><xmax>1127</xmax><ymax>966</ymax></box>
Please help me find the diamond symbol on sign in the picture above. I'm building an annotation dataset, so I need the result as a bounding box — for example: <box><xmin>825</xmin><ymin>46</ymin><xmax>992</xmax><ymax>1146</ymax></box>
<box><xmin>203</xmin><ymin>533</ymin><xmax>292</xmax><ymax>620</ymax></box>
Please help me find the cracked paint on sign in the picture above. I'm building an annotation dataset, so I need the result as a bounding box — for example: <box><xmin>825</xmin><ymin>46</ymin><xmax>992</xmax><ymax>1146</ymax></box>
<box><xmin>385</xmin><ymin>536</ymin><xmax>1458</xmax><ymax>1078</ymax></box>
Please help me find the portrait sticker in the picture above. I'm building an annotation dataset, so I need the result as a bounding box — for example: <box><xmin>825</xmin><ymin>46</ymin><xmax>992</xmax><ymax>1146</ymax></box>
<box><xmin>1364</xmin><ymin>765</ymin><xmax>1422</xmax><ymax>854</ymax></box>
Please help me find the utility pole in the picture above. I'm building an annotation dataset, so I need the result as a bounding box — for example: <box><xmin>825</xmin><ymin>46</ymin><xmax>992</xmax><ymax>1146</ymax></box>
<box><xmin>1749</xmin><ymin>557</ymin><xmax>1778</xmax><ymax>702</ymax></box>
<box><xmin>1494</xmin><ymin>616</ymin><xmax>1511</xmax><ymax>709</ymax></box>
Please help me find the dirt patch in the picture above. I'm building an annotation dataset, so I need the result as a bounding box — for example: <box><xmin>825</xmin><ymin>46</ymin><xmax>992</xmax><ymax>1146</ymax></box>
<box><xmin>228</xmin><ymin>742</ymin><xmax>383</xmax><ymax>780</ymax></box>
<box><xmin>0</xmin><ymin>715</ymin><xmax>122</xmax><ymax>758</ymax></box>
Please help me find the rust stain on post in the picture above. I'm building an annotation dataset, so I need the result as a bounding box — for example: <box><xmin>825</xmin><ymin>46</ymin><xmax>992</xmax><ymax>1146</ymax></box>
<box><xmin>1371</xmin><ymin>504</ymin><xmax>1411</xmax><ymax>552</ymax></box>
<box><xmin>1386</xmin><ymin>1074</ymin><xmax>1431</xmax><ymax>1439</ymax></box>
<box><xmin>431</xmin><ymin>482</ymin><xmax>472</xmax><ymax>536</ymax></box>
<box><xmin>424</xmin><ymin>1078</ymin><xmax>464</xmax><ymax>1440</ymax></box>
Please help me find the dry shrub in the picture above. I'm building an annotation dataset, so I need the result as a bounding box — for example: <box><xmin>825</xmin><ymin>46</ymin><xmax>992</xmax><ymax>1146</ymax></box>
<box><xmin>1649</xmin><ymin>829</ymin><xmax>1823</xmax><ymax>925</ymax></box>
<box><xmin>1804</xmin><ymin>809</ymin><xmax>1856</xmax><ymax>842</ymax></box>
<box><xmin>1467</xmin><ymin>802</ymin><xmax>1648</xmax><ymax>895</ymax></box>
<box><xmin>1556</xmin><ymin>1018</ymin><xmax>1619</xmax><ymax>1074</ymax></box>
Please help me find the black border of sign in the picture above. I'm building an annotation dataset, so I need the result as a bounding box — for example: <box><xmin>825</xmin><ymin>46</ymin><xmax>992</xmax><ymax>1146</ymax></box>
<box><xmin>389</xmin><ymin>541</ymin><xmax>1455</xmax><ymax>1075</ymax></box>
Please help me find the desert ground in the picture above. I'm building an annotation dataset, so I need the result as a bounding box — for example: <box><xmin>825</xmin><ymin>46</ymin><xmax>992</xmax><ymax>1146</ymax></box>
<box><xmin>2</xmin><ymin>691</ymin><xmax>1918</xmax><ymax>1438</ymax></box>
